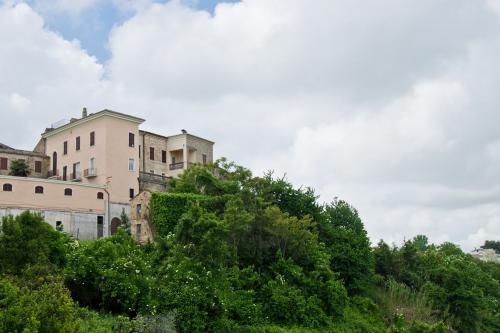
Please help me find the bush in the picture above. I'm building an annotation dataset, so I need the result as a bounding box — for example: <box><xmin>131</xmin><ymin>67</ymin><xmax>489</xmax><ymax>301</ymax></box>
<box><xmin>0</xmin><ymin>211</ymin><xmax>69</xmax><ymax>274</ymax></box>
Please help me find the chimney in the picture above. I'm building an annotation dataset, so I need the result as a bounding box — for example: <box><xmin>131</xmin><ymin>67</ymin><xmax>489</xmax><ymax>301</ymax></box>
<box><xmin>181</xmin><ymin>129</ymin><xmax>187</xmax><ymax>134</ymax></box>
<box><xmin>82</xmin><ymin>107</ymin><xmax>88</xmax><ymax>118</ymax></box>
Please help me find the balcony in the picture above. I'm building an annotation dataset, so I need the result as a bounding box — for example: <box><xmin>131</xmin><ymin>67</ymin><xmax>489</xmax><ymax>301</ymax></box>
<box><xmin>169</xmin><ymin>162</ymin><xmax>184</xmax><ymax>170</ymax></box>
<box><xmin>84</xmin><ymin>168</ymin><xmax>97</xmax><ymax>178</ymax></box>
<box><xmin>47</xmin><ymin>170</ymin><xmax>60</xmax><ymax>179</ymax></box>
<box><xmin>70</xmin><ymin>173</ymin><xmax>82</xmax><ymax>182</ymax></box>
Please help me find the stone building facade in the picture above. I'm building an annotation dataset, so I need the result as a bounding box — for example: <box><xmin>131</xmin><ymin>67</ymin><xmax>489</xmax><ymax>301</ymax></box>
<box><xmin>0</xmin><ymin>145</ymin><xmax>50</xmax><ymax>178</ymax></box>
<box><xmin>0</xmin><ymin>108</ymin><xmax>214</xmax><ymax>240</ymax></box>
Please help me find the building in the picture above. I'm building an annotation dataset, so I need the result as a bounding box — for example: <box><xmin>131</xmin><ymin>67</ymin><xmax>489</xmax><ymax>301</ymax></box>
<box><xmin>470</xmin><ymin>248</ymin><xmax>500</xmax><ymax>263</ymax></box>
<box><xmin>0</xmin><ymin>108</ymin><xmax>214</xmax><ymax>240</ymax></box>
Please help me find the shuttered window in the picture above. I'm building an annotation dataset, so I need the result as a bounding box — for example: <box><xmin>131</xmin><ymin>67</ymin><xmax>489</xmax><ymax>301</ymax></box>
<box><xmin>162</xmin><ymin>150</ymin><xmax>167</xmax><ymax>163</ymax></box>
<box><xmin>150</xmin><ymin>147</ymin><xmax>154</xmax><ymax>160</ymax></box>
<box><xmin>76</xmin><ymin>136</ymin><xmax>80</xmax><ymax>150</ymax></box>
<box><xmin>90</xmin><ymin>131</ymin><xmax>95</xmax><ymax>146</ymax></box>
<box><xmin>34</xmin><ymin>161</ymin><xmax>42</xmax><ymax>173</ymax></box>
<box><xmin>0</xmin><ymin>158</ymin><xmax>7</xmax><ymax>170</ymax></box>
<box><xmin>63</xmin><ymin>141</ymin><xmax>68</xmax><ymax>155</ymax></box>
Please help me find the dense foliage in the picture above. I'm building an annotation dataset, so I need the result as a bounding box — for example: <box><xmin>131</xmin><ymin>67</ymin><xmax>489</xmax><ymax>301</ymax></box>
<box><xmin>0</xmin><ymin>159</ymin><xmax>499</xmax><ymax>332</ymax></box>
<box><xmin>8</xmin><ymin>159</ymin><xmax>30</xmax><ymax>177</ymax></box>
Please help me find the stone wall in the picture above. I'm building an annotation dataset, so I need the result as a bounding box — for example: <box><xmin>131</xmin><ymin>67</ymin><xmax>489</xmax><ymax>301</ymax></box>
<box><xmin>0</xmin><ymin>148</ymin><xmax>50</xmax><ymax>178</ymax></box>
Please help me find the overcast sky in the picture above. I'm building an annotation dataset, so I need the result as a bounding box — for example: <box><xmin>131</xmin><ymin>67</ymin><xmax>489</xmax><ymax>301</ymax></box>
<box><xmin>1</xmin><ymin>0</ymin><xmax>500</xmax><ymax>251</ymax></box>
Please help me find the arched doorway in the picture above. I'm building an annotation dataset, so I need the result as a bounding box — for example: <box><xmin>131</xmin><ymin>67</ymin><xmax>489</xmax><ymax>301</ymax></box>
<box><xmin>52</xmin><ymin>151</ymin><xmax>57</xmax><ymax>176</ymax></box>
<box><xmin>110</xmin><ymin>217</ymin><xmax>122</xmax><ymax>235</ymax></box>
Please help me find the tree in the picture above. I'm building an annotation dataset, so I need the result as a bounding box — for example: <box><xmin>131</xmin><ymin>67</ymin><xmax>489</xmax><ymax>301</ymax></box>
<box><xmin>0</xmin><ymin>211</ymin><xmax>68</xmax><ymax>274</ymax></box>
<box><xmin>481</xmin><ymin>240</ymin><xmax>500</xmax><ymax>252</ymax></box>
<box><xmin>120</xmin><ymin>209</ymin><xmax>131</xmax><ymax>236</ymax></box>
<box><xmin>319</xmin><ymin>200</ymin><xmax>374</xmax><ymax>295</ymax></box>
<box><xmin>8</xmin><ymin>159</ymin><xmax>30</xmax><ymax>177</ymax></box>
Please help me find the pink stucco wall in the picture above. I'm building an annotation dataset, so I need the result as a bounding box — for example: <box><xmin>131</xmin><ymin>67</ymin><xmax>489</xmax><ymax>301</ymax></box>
<box><xmin>0</xmin><ymin>175</ymin><xmax>105</xmax><ymax>213</ymax></box>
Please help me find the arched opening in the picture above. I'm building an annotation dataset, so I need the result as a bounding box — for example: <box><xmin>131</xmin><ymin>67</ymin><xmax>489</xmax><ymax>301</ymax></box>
<box><xmin>52</xmin><ymin>151</ymin><xmax>57</xmax><ymax>176</ymax></box>
<box><xmin>110</xmin><ymin>217</ymin><xmax>122</xmax><ymax>235</ymax></box>
<box><xmin>35</xmin><ymin>186</ymin><xmax>44</xmax><ymax>194</ymax></box>
<box><xmin>2</xmin><ymin>183</ymin><xmax>12</xmax><ymax>192</ymax></box>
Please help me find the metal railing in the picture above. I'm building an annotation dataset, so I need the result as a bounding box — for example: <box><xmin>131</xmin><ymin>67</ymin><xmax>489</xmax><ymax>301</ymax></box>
<box><xmin>70</xmin><ymin>172</ymin><xmax>82</xmax><ymax>181</ymax></box>
<box><xmin>169</xmin><ymin>162</ymin><xmax>184</xmax><ymax>170</ymax></box>
<box><xmin>84</xmin><ymin>168</ymin><xmax>97</xmax><ymax>178</ymax></box>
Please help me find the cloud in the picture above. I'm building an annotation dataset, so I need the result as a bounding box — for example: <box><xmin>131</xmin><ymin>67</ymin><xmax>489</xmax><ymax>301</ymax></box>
<box><xmin>2</xmin><ymin>0</ymin><xmax>500</xmax><ymax>250</ymax></box>
<box><xmin>0</xmin><ymin>2</ymin><xmax>106</xmax><ymax>146</ymax></box>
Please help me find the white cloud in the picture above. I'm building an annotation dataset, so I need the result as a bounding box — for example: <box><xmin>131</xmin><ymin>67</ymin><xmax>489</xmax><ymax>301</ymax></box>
<box><xmin>2</xmin><ymin>0</ymin><xmax>500</xmax><ymax>250</ymax></box>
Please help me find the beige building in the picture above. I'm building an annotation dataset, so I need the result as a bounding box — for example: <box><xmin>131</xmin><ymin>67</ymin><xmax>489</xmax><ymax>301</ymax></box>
<box><xmin>0</xmin><ymin>108</ymin><xmax>214</xmax><ymax>240</ymax></box>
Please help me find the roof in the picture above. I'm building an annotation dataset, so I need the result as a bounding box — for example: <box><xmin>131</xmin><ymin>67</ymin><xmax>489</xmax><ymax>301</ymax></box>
<box><xmin>140</xmin><ymin>130</ymin><xmax>215</xmax><ymax>144</ymax></box>
<box><xmin>0</xmin><ymin>143</ymin><xmax>14</xmax><ymax>150</ymax></box>
<box><xmin>42</xmin><ymin>109</ymin><xmax>145</xmax><ymax>138</ymax></box>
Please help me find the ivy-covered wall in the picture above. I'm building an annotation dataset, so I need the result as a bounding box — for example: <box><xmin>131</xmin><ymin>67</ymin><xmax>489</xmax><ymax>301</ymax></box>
<box><xmin>149</xmin><ymin>192</ymin><xmax>230</xmax><ymax>236</ymax></box>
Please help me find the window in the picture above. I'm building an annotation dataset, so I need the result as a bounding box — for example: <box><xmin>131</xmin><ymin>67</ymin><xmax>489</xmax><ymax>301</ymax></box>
<box><xmin>73</xmin><ymin>162</ymin><xmax>81</xmax><ymax>179</ymax></box>
<box><xmin>76</xmin><ymin>136</ymin><xmax>80</xmax><ymax>150</ymax></box>
<box><xmin>172</xmin><ymin>156</ymin><xmax>176</xmax><ymax>164</ymax></box>
<box><xmin>63</xmin><ymin>141</ymin><xmax>68</xmax><ymax>155</ymax></box>
<box><xmin>64</xmin><ymin>188</ymin><xmax>72</xmax><ymax>196</ymax></box>
<box><xmin>202</xmin><ymin>154</ymin><xmax>207</xmax><ymax>165</ymax></box>
<box><xmin>62</xmin><ymin>166</ymin><xmax>67</xmax><ymax>181</ymax></box>
<box><xmin>129</xmin><ymin>133</ymin><xmax>135</xmax><ymax>147</ymax></box>
<box><xmin>162</xmin><ymin>150</ymin><xmax>167</xmax><ymax>163</ymax></box>
<box><xmin>129</xmin><ymin>188</ymin><xmax>135</xmax><ymax>199</ymax></box>
<box><xmin>150</xmin><ymin>147</ymin><xmax>154</xmax><ymax>160</ymax></box>
<box><xmin>2</xmin><ymin>183</ymin><xmax>12</xmax><ymax>192</ymax></box>
<box><xmin>34</xmin><ymin>161</ymin><xmax>42</xmax><ymax>173</ymax></box>
<box><xmin>90</xmin><ymin>131</ymin><xmax>95</xmax><ymax>146</ymax></box>
<box><xmin>0</xmin><ymin>157</ymin><xmax>7</xmax><ymax>170</ymax></box>
<box><xmin>35</xmin><ymin>186</ymin><xmax>44</xmax><ymax>194</ymax></box>
<box><xmin>128</xmin><ymin>158</ymin><xmax>135</xmax><ymax>171</ymax></box>
<box><xmin>56</xmin><ymin>221</ymin><xmax>63</xmax><ymax>231</ymax></box>
<box><xmin>136</xmin><ymin>224</ymin><xmax>142</xmax><ymax>236</ymax></box>
<box><xmin>97</xmin><ymin>192</ymin><xmax>104</xmax><ymax>199</ymax></box>
<box><xmin>89</xmin><ymin>157</ymin><xmax>96</xmax><ymax>170</ymax></box>
<box><xmin>139</xmin><ymin>145</ymin><xmax>141</xmax><ymax>158</ymax></box>
<box><xmin>97</xmin><ymin>216</ymin><xmax>104</xmax><ymax>238</ymax></box>
<box><xmin>0</xmin><ymin>158</ymin><xmax>7</xmax><ymax>170</ymax></box>
<box><xmin>136</xmin><ymin>204</ymin><xmax>142</xmax><ymax>215</ymax></box>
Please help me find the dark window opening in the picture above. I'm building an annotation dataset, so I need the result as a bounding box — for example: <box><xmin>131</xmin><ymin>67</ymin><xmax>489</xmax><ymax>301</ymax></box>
<box><xmin>136</xmin><ymin>204</ymin><xmax>142</xmax><ymax>215</ymax></box>
<box><xmin>162</xmin><ymin>150</ymin><xmax>167</xmax><ymax>163</ymax></box>
<box><xmin>62</xmin><ymin>166</ymin><xmax>67</xmax><ymax>181</ymax></box>
<box><xmin>0</xmin><ymin>157</ymin><xmax>7</xmax><ymax>170</ymax></box>
<box><xmin>34</xmin><ymin>161</ymin><xmax>42</xmax><ymax>173</ymax></box>
<box><xmin>129</xmin><ymin>188</ymin><xmax>135</xmax><ymax>199</ymax></box>
<box><xmin>63</xmin><ymin>141</ymin><xmax>68</xmax><ymax>155</ymax></box>
<box><xmin>97</xmin><ymin>216</ymin><xmax>104</xmax><ymax>238</ymax></box>
<box><xmin>35</xmin><ymin>186</ymin><xmax>44</xmax><ymax>194</ymax></box>
<box><xmin>64</xmin><ymin>188</ymin><xmax>72</xmax><ymax>196</ymax></box>
<box><xmin>129</xmin><ymin>133</ymin><xmax>135</xmax><ymax>147</ymax></box>
<box><xmin>90</xmin><ymin>131</ymin><xmax>95</xmax><ymax>146</ymax></box>
<box><xmin>149</xmin><ymin>147</ymin><xmax>154</xmax><ymax>160</ymax></box>
<box><xmin>97</xmin><ymin>192</ymin><xmax>104</xmax><ymax>200</ymax></box>
<box><xmin>76</xmin><ymin>136</ymin><xmax>80</xmax><ymax>150</ymax></box>
<box><xmin>2</xmin><ymin>183</ymin><xmax>12</xmax><ymax>192</ymax></box>
<box><xmin>202</xmin><ymin>154</ymin><xmax>207</xmax><ymax>165</ymax></box>
<box><xmin>139</xmin><ymin>145</ymin><xmax>141</xmax><ymax>158</ymax></box>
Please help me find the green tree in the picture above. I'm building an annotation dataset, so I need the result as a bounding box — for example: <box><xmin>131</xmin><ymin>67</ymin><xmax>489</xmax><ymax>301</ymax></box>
<box><xmin>0</xmin><ymin>211</ymin><xmax>69</xmax><ymax>274</ymax></box>
<box><xmin>8</xmin><ymin>159</ymin><xmax>30</xmax><ymax>177</ymax></box>
<box><xmin>319</xmin><ymin>200</ymin><xmax>374</xmax><ymax>295</ymax></box>
<box><xmin>481</xmin><ymin>240</ymin><xmax>500</xmax><ymax>252</ymax></box>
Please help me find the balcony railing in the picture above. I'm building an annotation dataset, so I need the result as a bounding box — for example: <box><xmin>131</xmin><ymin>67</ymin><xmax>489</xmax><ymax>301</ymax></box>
<box><xmin>169</xmin><ymin>162</ymin><xmax>184</xmax><ymax>170</ymax></box>
<box><xmin>70</xmin><ymin>173</ymin><xmax>82</xmax><ymax>182</ymax></box>
<box><xmin>84</xmin><ymin>168</ymin><xmax>97</xmax><ymax>178</ymax></box>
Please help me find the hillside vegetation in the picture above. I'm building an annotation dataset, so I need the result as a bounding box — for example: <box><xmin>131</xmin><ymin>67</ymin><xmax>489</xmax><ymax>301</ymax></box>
<box><xmin>0</xmin><ymin>159</ymin><xmax>499</xmax><ymax>332</ymax></box>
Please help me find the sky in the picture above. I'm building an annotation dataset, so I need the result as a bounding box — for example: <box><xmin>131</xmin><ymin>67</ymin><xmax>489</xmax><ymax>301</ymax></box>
<box><xmin>1</xmin><ymin>0</ymin><xmax>500</xmax><ymax>251</ymax></box>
